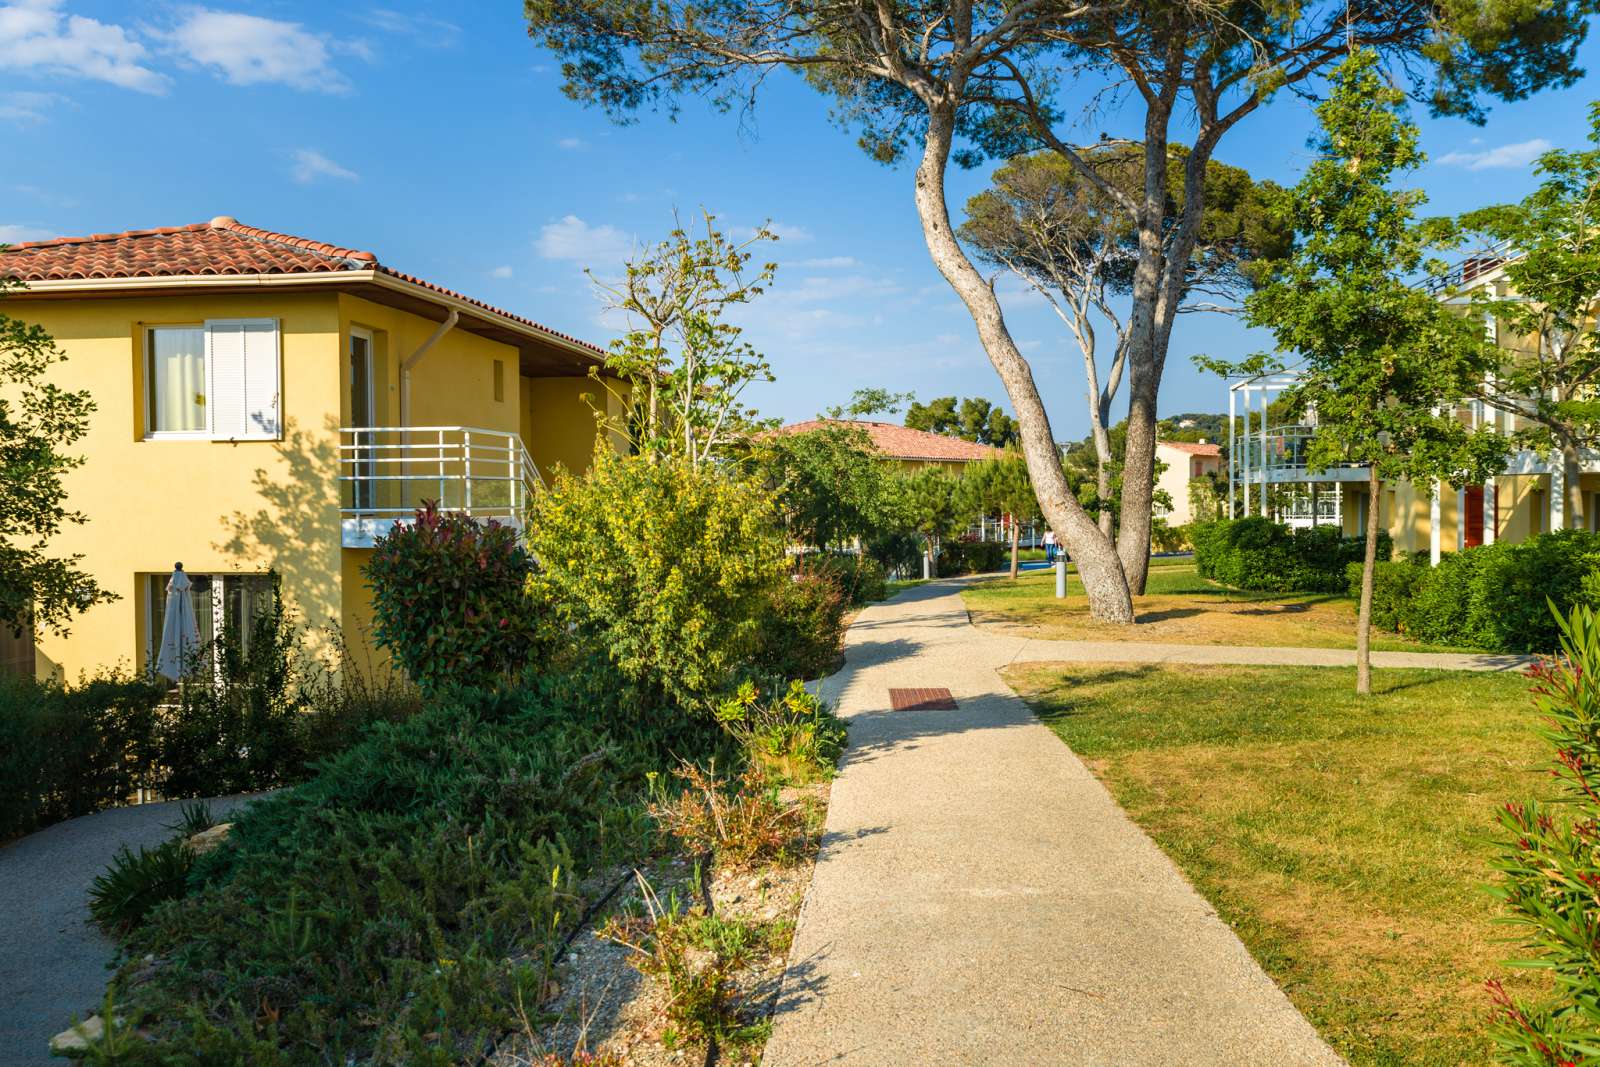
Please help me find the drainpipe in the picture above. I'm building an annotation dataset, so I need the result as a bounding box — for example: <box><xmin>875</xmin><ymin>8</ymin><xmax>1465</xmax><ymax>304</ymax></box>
<box><xmin>400</xmin><ymin>309</ymin><xmax>459</xmax><ymax>427</ymax></box>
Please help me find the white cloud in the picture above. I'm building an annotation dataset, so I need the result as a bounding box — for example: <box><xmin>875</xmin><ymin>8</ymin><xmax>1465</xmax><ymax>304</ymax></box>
<box><xmin>290</xmin><ymin>148</ymin><xmax>358</xmax><ymax>184</ymax></box>
<box><xmin>168</xmin><ymin>10</ymin><xmax>356</xmax><ymax>92</ymax></box>
<box><xmin>796</xmin><ymin>255</ymin><xmax>858</xmax><ymax>269</ymax></box>
<box><xmin>0</xmin><ymin>223</ymin><xmax>57</xmax><ymax>243</ymax></box>
<box><xmin>536</xmin><ymin>215</ymin><xmax>634</xmax><ymax>264</ymax></box>
<box><xmin>557</xmin><ymin>136</ymin><xmax>588</xmax><ymax>150</ymax></box>
<box><xmin>767</xmin><ymin>222</ymin><xmax>812</xmax><ymax>242</ymax></box>
<box><xmin>1436</xmin><ymin>138</ymin><xmax>1553</xmax><ymax>171</ymax></box>
<box><xmin>0</xmin><ymin>0</ymin><xmax>165</xmax><ymax>92</ymax></box>
<box><xmin>488</xmin><ymin>265</ymin><xmax>513</xmax><ymax>279</ymax></box>
<box><xmin>0</xmin><ymin>89</ymin><xmax>67</xmax><ymax>123</ymax></box>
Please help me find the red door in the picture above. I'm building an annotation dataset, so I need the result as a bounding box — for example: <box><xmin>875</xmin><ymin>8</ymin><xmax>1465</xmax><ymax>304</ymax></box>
<box><xmin>1464</xmin><ymin>485</ymin><xmax>1485</xmax><ymax>547</ymax></box>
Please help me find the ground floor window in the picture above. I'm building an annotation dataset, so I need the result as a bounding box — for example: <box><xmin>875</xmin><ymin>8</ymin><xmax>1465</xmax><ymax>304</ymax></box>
<box><xmin>146</xmin><ymin>572</ymin><xmax>274</xmax><ymax>676</ymax></box>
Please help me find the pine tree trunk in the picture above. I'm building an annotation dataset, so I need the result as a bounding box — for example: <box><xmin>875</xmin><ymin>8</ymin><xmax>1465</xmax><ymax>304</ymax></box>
<box><xmin>1356</xmin><ymin>467</ymin><xmax>1382</xmax><ymax>696</ymax></box>
<box><xmin>1010</xmin><ymin>520</ymin><xmax>1020</xmax><ymax>579</ymax></box>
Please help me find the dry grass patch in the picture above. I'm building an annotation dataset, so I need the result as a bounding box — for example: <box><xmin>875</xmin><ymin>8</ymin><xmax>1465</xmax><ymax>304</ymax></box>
<box><xmin>1007</xmin><ymin>661</ymin><xmax>1546</xmax><ymax>1066</ymax></box>
<box><xmin>966</xmin><ymin>565</ymin><xmax>1460</xmax><ymax>651</ymax></box>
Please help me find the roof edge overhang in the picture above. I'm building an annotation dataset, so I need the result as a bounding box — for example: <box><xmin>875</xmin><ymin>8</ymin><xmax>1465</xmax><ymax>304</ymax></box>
<box><xmin>8</xmin><ymin>269</ymin><xmax>606</xmax><ymax>373</ymax></box>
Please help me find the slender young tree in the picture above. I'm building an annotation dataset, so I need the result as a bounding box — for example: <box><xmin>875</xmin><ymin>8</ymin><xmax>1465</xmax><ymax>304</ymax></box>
<box><xmin>1241</xmin><ymin>50</ymin><xmax>1507</xmax><ymax>695</ymax></box>
<box><xmin>525</xmin><ymin>0</ymin><xmax>1589</xmax><ymax>623</ymax></box>
<box><xmin>0</xmin><ymin>274</ymin><xmax>114</xmax><ymax>638</ymax></box>
<box><xmin>1455</xmin><ymin>108</ymin><xmax>1600</xmax><ymax>527</ymax></box>
<box><xmin>589</xmin><ymin>211</ymin><xmax>778</xmax><ymax>467</ymax></box>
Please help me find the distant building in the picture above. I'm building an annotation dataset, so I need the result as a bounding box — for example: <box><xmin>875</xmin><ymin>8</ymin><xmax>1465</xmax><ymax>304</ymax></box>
<box><xmin>774</xmin><ymin>419</ymin><xmax>1001</xmax><ymax>474</ymax></box>
<box><xmin>1155</xmin><ymin>440</ymin><xmax>1223</xmax><ymax>527</ymax></box>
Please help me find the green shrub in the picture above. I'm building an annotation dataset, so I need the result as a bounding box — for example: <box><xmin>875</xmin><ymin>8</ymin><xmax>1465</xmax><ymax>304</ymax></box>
<box><xmin>716</xmin><ymin>679</ymin><xmax>847</xmax><ymax>784</ymax></box>
<box><xmin>88</xmin><ymin>838</ymin><xmax>194</xmax><ymax>934</ymax></box>
<box><xmin>97</xmin><ymin>677</ymin><xmax>694</xmax><ymax>1064</ymax></box>
<box><xmin>753</xmin><ymin>566</ymin><xmax>847</xmax><ymax>681</ymax></box>
<box><xmin>1191</xmin><ymin>517</ymin><xmax>1389</xmax><ymax>593</ymax></box>
<box><xmin>798</xmin><ymin>551</ymin><xmax>886</xmax><ymax>605</ymax></box>
<box><xmin>936</xmin><ymin>540</ymin><xmax>1008</xmax><ymax>576</ymax></box>
<box><xmin>0</xmin><ymin>669</ymin><xmax>165</xmax><ymax>842</ymax></box>
<box><xmin>365</xmin><ymin>501</ymin><xmax>542</xmax><ymax>693</ymax></box>
<box><xmin>528</xmin><ymin>453</ymin><xmax>785</xmax><ymax>711</ymax></box>
<box><xmin>1360</xmin><ymin>531</ymin><xmax>1600</xmax><ymax>653</ymax></box>
<box><xmin>1489</xmin><ymin>605</ymin><xmax>1600</xmax><ymax>1061</ymax></box>
<box><xmin>1345</xmin><ymin>558</ymin><xmax>1425</xmax><ymax>633</ymax></box>
<box><xmin>865</xmin><ymin>530</ymin><xmax>921</xmax><ymax>577</ymax></box>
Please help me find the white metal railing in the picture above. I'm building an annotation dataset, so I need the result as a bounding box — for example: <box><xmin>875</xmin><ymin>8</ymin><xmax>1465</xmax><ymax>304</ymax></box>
<box><xmin>338</xmin><ymin>426</ymin><xmax>543</xmax><ymax>546</ymax></box>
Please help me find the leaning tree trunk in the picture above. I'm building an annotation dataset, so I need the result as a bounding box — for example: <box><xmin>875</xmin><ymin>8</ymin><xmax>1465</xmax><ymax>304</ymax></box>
<box><xmin>1564</xmin><ymin>440</ymin><xmax>1583</xmax><ymax>530</ymax></box>
<box><xmin>1009</xmin><ymin>519</ymin><xmax>1020</xmax><ymax>579</ymax></box>
<box><xmin>912</xmin><ymin>105</ymin><xmax>1134</xmax><ymax>623</ymax></box>
<box><xmin>1356</xmin><ymin>466</ymin><xmax>1383</xmax><ymax>696</ymax></box>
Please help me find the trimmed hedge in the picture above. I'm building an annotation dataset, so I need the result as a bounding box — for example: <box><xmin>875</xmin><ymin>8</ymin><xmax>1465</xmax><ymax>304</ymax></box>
<box><xmin>0</xmin><ymin>671</ymin><xmax>166</xmax><ymax>842</ymax></box>
<box><xmin>1190</xmin><ymin>518</ymin><xmax>1391</xmax><ymax>594</ymax></box>
<box><xmin>1354</xmin><ymin>529</ymin><xmax>1600</xmax><ymax>652</ymax></box>
<box><xmin>937</xmin><ymin>541</ymin><xmax>1009</xmax><ymax>577</ymax></box>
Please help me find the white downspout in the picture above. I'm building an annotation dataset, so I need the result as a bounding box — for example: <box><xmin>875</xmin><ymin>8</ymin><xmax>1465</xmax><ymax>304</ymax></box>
<box><xmin>400</xmin><ymin>309</ymin><xmax>459</xmax><ymax>427</ymax></box>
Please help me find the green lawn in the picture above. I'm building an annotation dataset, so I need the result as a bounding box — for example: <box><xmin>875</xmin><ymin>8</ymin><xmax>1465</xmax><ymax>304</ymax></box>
<box><xmin>964</xmin><ymin>564</ymin><xmax>1462</xmax><ymax>652</ymax></box>
<box><xmin>1005</xmin><ymin>661</ymin><xmax>1547</xmax><ymax>1066</ymax></box>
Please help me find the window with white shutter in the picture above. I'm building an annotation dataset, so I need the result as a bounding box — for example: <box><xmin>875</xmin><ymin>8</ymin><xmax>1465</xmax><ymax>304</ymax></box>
<box><xmin>205</xmin><ymin>319</ymin><xmax>280</xmax><ymax>440</ymax></box>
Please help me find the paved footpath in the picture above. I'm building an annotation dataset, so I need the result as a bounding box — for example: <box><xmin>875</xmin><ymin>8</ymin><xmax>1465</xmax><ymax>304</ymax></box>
<box><xmin>765</xmin><ymin>580</ymin><xmax>1350</xmax><ymax>1066</ymax></box>
<box><xmin>0</xmin><ymin>794</ymin><xmax>260</xmax><ymax>1067</ymax></box>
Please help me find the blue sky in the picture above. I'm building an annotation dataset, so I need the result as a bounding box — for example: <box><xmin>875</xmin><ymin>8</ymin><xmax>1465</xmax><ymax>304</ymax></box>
<box><xmin>5</xmin><ymin>0</ymin><xmax>1599</xmax><ymax>441</ymax></box>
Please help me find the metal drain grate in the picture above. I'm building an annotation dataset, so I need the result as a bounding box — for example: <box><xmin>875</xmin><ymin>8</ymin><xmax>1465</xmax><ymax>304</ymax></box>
<box><xmin>888</xmin><ymin>687</ymin><xmax>958</xmax><ymax>711</ymax></box>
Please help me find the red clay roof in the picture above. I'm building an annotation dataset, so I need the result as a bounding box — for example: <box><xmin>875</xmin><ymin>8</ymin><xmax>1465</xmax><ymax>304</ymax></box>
<box><xmin>1158</xmin><ymin>439</ymin><xmax>1221</xmax><ymax>456</ymax></box>
<box><xmin>0</xmin><ymin>216</ymin><xmax>603</xmax><ymax>356</ymax></box>
<box><xmin>778</xmin><ymin>419</ymin><xmax>1003</xmax><ymax>462</ymax></box>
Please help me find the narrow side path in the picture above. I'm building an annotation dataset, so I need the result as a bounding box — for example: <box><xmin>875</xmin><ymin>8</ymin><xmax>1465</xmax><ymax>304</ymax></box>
<box><xmin>765</xmin><ymin>581</ymin><xmax>1344</xmax><ymax>1066</ymax></box>
<box><xmin>0</xmin><ymin>794</ymin><xmax>259</xmax><ymax>1066</ymax></box>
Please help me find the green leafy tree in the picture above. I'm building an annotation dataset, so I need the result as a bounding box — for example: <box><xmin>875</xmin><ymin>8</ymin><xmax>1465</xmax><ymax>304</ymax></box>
<box><xmin>1456</xmin><ymin>109</ymin><xmax>1600</xmax><ymax>527</ymax></box>
<box><xmin>1240</xmin><ymin>50</ymin><xmax>1508</xmax><ymax>695</ymax></box>
<box><xmin>525</xmin><ymin>0</ymin><xmax>1589</xmax><ymax>625</ymax></box>
<box><xmin>960</xmin><ymin>453</ymin><xmax>1040</xmax><ymax>577</ymax></box>
<box><xmin>961</xmin><ymin>150</ymin><xmax>1285</xmax><ymax>534</ymax></box>
<box><xmin>0</xmin><ymin>275</ymin><xmax>114</xmax><ymax>639</ymax></box>
<box><xmin>757</xmin><ymin>421</ymin><xmax>898</xmax><ymax>550</ymax></box>
<box><xmin>896</xmin><ymin>469</ymin><xmax>960</xmax><ymax>578</ymax></box>
<box><xmin>826</xmin><ymin>387</ymin><xmax>914</xmax><ymax>420</ymax></box>
<box><xmin>905</xmin><ymin>396</ymin><xmax>1018</xmax><ymax>446</ymax></box>
<box><xmin>589</xmin><ymin>211</ymin><xmax>778</xmax><ymax>467</ymax></box>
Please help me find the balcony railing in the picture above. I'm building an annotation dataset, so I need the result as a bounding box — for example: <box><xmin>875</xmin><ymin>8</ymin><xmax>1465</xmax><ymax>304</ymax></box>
<box><xmin>338</xmin><ymin>426</ymin><xmax>543</xmax><ymax>547</ymax></box>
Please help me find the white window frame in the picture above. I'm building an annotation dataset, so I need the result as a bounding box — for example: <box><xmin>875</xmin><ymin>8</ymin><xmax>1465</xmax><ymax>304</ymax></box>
<box><xmin>145</xmin><ymin>571</ymin><xmax>275</xmax><ymax>680</ymax></box>
<box><xmin>143</xmin><ymin>324</ymin><xmax>210</xmax><ymax>441</ymax></box>
<box><xmin>143</xmin><ymin>319</ymin><xmax>282</xmax><ymax>442</ymax></box>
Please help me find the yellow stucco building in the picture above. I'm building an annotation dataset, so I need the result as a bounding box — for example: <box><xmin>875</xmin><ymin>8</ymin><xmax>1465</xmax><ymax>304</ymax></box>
<box><xmin>1</xmin><ymin>216</ymin><xmax>616</xmax><ymax>681</ymax></box>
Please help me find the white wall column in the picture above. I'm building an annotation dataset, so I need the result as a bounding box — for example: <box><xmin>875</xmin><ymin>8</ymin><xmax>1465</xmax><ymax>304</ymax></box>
<box><xmin>1483</xmin><ymin>478</ymin><xmax>1496</xmax><ymax>545</ymax></box>
<box><xmin>1228</xmin><ymin>387</ymin><xmax>1237</xmax><ymax>518</ymax></box>
<box><xmin>1430</xmin><ymin>481</ymin><xmax>1442</xmax><ymax>566</ymax></box>
<box><xmin>1456</xmin><ymin>485</ymin><xmax>1466</xmax><ymax>551</ymax></box>
<box><xmin>1258</xmin><ymin>387</ymin><xmax>1269</xmax><ymax>518</ymax></box>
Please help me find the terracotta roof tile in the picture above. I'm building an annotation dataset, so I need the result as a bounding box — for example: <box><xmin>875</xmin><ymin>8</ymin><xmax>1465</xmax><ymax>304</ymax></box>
<box><xmin>0</xmin><ymin>216</ymin><xmax>603</xmax><ymax>355</ymax></box>
<box><xmin>1158</xmin><ymin>440</ymin><xmax>1221</xmax><ymax>456</ymax></box>
<box><xmin>777</xmin><ymin>419</ymin><xmax>1003</xmax><ymax>462</ymax></box>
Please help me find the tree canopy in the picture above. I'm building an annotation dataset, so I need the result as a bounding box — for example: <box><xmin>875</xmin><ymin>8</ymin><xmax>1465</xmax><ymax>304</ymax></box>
<box><xmin>904</xmin><ymin>395</ymin><xmax>1018</xmax><ymax>446</ymax></box>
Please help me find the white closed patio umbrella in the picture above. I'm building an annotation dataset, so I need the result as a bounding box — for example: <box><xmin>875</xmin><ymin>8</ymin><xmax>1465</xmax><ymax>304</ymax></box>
<box><xmin>156</xmin><ymin>563</ymin><xmax>201</xmax><ymax>681</ymax></box>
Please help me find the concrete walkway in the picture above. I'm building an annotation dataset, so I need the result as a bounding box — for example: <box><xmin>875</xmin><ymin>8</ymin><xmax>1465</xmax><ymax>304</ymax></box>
<box><xmin>765</xmin><ymin>580</ymin><xmax>1345</xmax><ymax>1066</ymax></box>
<box><xmin>0</xmin><ymin>795</ymin><xmax>260</xmax><ymax>1067</ymax></box>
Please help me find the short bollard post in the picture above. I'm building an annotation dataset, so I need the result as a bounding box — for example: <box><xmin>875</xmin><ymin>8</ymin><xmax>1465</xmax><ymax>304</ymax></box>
<box><xmin>1055</xmin><ymin>559</ymin><xmax>1066</xmax><ymax>599</ymax></box>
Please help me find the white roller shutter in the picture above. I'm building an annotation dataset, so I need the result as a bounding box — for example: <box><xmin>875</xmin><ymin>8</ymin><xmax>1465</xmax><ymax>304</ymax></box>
<box><xmin>205</xmin><ymin>319</ymin><xmax>280</xmax><ymax>440</ymax></box>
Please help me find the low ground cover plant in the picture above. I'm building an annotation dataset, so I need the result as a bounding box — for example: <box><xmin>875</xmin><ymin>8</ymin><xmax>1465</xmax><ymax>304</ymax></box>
<box><xmin>1190</xmin><ymin>517</ymin><xmax>1389</xmax><ymax>593</ymax></box>
<box><xmin>1356</xmin><ymin>530</ymin><xmax>1600</xmax><ymax>652</ymax></box>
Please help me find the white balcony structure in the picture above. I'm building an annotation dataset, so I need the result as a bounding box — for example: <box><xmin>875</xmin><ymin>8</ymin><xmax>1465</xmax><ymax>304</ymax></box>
<box><xmin>338</xmin><ymin>426</ymin><xmax>544</xmax><ymax>548</ymax></box>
